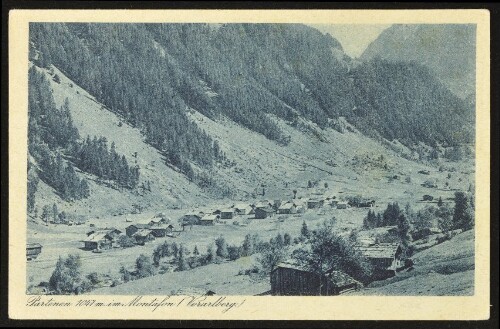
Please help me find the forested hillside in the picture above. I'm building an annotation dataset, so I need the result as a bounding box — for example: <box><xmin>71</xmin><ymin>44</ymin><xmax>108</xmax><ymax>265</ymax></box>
<box><xmin>28</xmin><ymin>23</ymin><xmax>474</xmax><ymax>211</ymax></box>
<box><xmin>28</xmin><ymin>67</ymin><xmax>139</xmax><ymax>209</ymax></box>
<box><xmin>30</xmin><ymin>23</ymin><xmax>472</xmax><ymax>151</ymax></box>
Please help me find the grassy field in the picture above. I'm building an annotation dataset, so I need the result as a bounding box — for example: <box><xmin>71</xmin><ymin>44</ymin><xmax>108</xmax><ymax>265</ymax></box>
<box><xmin>92</xmin><ymin>255</ymin><xmax>270</xmax><ymax>296</ymax></box>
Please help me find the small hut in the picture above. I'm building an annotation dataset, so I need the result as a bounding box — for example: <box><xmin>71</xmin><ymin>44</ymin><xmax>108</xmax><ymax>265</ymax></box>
<box><xmin>271</xmin><ymin>262</ymin><xmax>362</xmax><ymax>296</ymax></box>
<box><xmin>132</xmin><ymin>229</ymin><xmax>155</xmax><ymax>245</ymax></box>
<box><xmin>26</xmin><ymin>243</ymin><xmax>42</xmax><ymax>260</ymax></box>
<box><xmin>200</xmin><ymin>214</ymin><xmax>219</xmax><ymax>226</ymax></box>
<box><xmin>82</xmin><ymin>232</ymin><xmax>113</xmax><ymax>250</ymax></box>
<box><xmin>277</xmin><ymin>202</ymin><xmax>297</xmax><ymax>214</ymax></box>
<box><xmin>255</xmin><ymin>207</ymin><xmax>275</xmax><ymax>219</ymax></box>
<box><xmin>220</xmin><ymin>209</ymin><xmax>235</xmax><ymax>220</ymax></box>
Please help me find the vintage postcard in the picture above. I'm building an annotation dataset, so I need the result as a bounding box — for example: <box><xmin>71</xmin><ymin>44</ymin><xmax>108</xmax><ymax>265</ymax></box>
<box><xmin>8</xmin><ymin>9</ymin><xmax>490</xmax><ymax>320</ymax></box>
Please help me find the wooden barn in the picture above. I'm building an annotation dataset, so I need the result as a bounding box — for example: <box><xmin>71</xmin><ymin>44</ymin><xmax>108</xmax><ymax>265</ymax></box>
<box><xmin>277</xmin><ymin>202</ymin><xmax>297</xmax><ymax>214</ymax></box>
<box><xmin>234</xmin><ymin>204</ymin><xmax>253</xmax><ymax>215</ymax></box>
<box><xmin>220</xmin><ymin>209</ymin><xmax>235</xmax><ymax>220</ymax></box>
<box><xmin>307</xmin><ymin>199</ymin><xmax>324</xmax><ymax>209</ymax></box>
<box><xmin>82</xmin><ymin>232</ymin><xmax>113</xmax><ymax>251</ymax></box>
<box><xmin>26</xmin><ymin>243</ymin><xmax>42</xmax><ymax>260</ymax></box>
<box><xmin>254</xmin><ymin>200</ymin><xmax>273</xmax><ymax>209</ymax></box>
<box><xmin>149</xmin><ymin>224</ymin><xmax>174</xmax><ymax>237</ymax></box>
<box><xmin>200</xmin><ymin>214</ymin><xmax>219</xmax><ymax>226</ymax></box>
<box><xmin>132</xmin><ymin>229</ymin><xmax>155</xmax><ymax>245</ymax></box>
<box><xmin>138</xmin><ymin>217</ymin><xmax>170</xmax><ymax>227</ymax></box>
<box><xmin>149</xmin><ymin>227</ymin><xmax>166</xmax><ymax>237</ymax></box>
<box><xmin>125</xmin><ymin>224</ymin><xmax>150</xmax><ymax>237</ymax></box>
<box><xmin>181</xmin><ymin>213</ymin><xmax>202</xmax><ymax>226</ymax></box>
<box><xmin>355</xmin><ymin>243</ymin><xmax>404</xmax><ymax>279</ymax></box>
<box><xmin>254</xmin><ymin>207</ymin><xmax>275</xmax><ymax>219</ymax></box>
<box><xmin>271</xmin><ymin>262</ymin><xmax>362</xmax><ymax>296</ymax></box>
<box><xmin>86</xmin><ymin>228</ymin><xmax>122</xmax><ymax>240</ymax></box>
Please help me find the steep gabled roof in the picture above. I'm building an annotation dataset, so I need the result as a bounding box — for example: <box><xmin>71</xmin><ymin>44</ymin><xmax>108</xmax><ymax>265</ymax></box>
<box><xmin>127</xmin><ymin>223</ymin><xmax>150</xmax><ymax>229</ymax></box>
<box><xmin>279</xmin><ymin>203</ymin><xmax>295</xmax><ymax>210</ymax></box>
<box><xmin>132</xmin><ymin>229</ymin><xmax>153</xmax><ymax>238</ymax></box>
<box><xmin>354</xmin><ymin>243</ymin><xmax>400</xmax><ymax>259</ymax></box>
<box><xmin>273</xmin><ymin>262</ymin><xmax>361</xmax><ymax>288</ymax></box>
<box><xmin>137</xmin><ymin>218</ymin><xmax>154</xmax><ymax>225</ymax></box>
<box><xmin>82</xmin><ymin>232</ymin><xmax>111</xmax><ymax>242</ymax></box>
<box><xmin>201</xmin><ymin>214</ymin><xmax>218</xmax><ymax>221</ymax></box>
<box><xmin>256</xmin><ymin>207</ymin><xmax>274</xmax><ymax>213</ymax></box>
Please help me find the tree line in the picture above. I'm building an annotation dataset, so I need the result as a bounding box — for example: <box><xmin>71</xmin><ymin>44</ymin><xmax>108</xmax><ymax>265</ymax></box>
<box><xmin>30</xmin><ymin>23</ymin><xmax>472</xmax><ymax>159</ymax></box>
<box><xmin>30</xmin><ymin>23</ymin><xmax>227</xmax><ymax>180</ymax></box>
<box><xmin>363</xmin><ymin>192</ymin><xmax>475</xmax><ymax>240</ymax></box>
<box><xmin>72</xmin><ymin>136</ymin><xmax>139</xmax><ymax>189</ymax></box>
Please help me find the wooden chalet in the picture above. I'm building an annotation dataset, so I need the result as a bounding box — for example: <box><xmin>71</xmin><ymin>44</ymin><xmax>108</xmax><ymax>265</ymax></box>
<box><xmin>200</xmin><ymin>214</ymin><xmax>219</xmax><ymax>226</ymax></box>
<box><xmin>220</xmin><ymin>209</ymin><xmax>235</xmax><ymax>220</ymax></box>
<box><xmin>277</xmin><ymin>202</ymin><xmax>297</xmax><ymax>214</ymax></box>
<box><xmin>132</xmin><ymin>229</ymin><xmax>155</xmax><ymax>245</ymax></box>
<box><xmin>307</xmin><ymin>199</ymin><xmax>324</xmax><ymax>209</ymax></box>
<box><xmin>234</xmin><ymin>204</ymin><xmax>253</xmax><ymax>215</ymax></box>
<box><xmin>181</xmin><ymin>213</ymin><xmax>202</xmax><ymax>226</ymax></box>
<box><xmin>271</xmin><ymin>262</ymin><xmax>362</xmax><ymax>296</ymax></box>
<box><xmin>125</xmin><ymin>224</ymin><xmax>150</xmax><ymax>237</ymax></box>
<box><xmin>254</xmin><ymin>207</ymin><xmax>275</xmax><ymax>219</ymax></box>
<box><xmin>150</xmin><ymin>224</ymin><xmax>175</xmax><ymax>237</ymax></box>
<box><xmin>86</xmin><ymin>227</ymin><xmax>122</xmax><ymax>239</ymax></box>
<box><xmin>26</xmin><ymin>243</ymin><xmax>42</xmax><ymax>260</ymax></box>
<box><xmin>82</xmin><ymin>232</ymin><xmax>113</xmax><ymax>250</ymax></box>
<box><xmin>137</xmin><ymin>217</ymin><xmax>169</xmax><ymax>227</ymax></box>
<box><xmin>355</xmin><ymin>243</ymin><xmax>404</xmax><ymax>279</ymax></box>
<box><xmin>254</xmin><ymin>200</ymin><xmax>273</xmax><ymax>209</ymax></box>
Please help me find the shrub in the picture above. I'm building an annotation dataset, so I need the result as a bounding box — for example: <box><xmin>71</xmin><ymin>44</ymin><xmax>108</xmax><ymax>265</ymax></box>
<box><xmin>176</xmin><ymin>245</ymin><xmax>189</xmax><ymax>271</ymax></box>
<box><xmin>215</xmin><ymin>236</ymin><xmax>228</xmax><ymax>258</ymax></box>
<box><xmin>227</xmin><ymin>245</ymin><xmax>242</xmax><ymax>261</ymax></box>
<box><xmin>119</xmin><ymin>266</ymin><xmax>132</xmax><ymax>282</ymax></box>
<box><xmin>86</xmin><ymin>272</ymin><xmax>100</xmax><ymax>286</ymax></box>
<box><xmin>135</xmin><ymin>254</ymin><xmax>155</xmax><ymax>278</ymax></box>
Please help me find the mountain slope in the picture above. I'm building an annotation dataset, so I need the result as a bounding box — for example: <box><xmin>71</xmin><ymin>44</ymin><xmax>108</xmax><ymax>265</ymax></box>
<box><xmin>31</xmin><ymin>64</ymin><xmax>211</xmax><ymax>218</ymax></box>
<box><xmin>27</xmin><ymin>23</ymin><xmax>474</xmax><ymax>217</ymax></box>
<box><xmin>30</xmin><ymin>23</ymin><xmax>472</xmax><ymax>151</ymax></box>
<box><xmin>31</xmin><ymin>61</ymin><xmax>453</xmax><ymax>219</ymax></box>
<box><xmin>361</xmin><ymin>24</ymin><xmax>476</xmax><ymax>99</ymax></box>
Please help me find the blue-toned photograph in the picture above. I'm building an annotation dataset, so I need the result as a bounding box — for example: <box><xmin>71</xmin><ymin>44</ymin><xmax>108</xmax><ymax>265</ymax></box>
<box><xmin>26</xmin><ymin>23</ymin><xmax>476</xmax><ymax>296</ymax></box>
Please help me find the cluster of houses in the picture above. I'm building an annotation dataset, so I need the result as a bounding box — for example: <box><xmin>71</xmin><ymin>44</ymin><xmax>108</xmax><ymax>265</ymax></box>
<box><xmin>179</xmin><ymin>194</ymin><xmax>369</xmax><ymax>227</ymax></box>
<box><xmin>81</xmin><ymin>216</ymin><xmax>175</xmax><ymax>252</ymax></box>
<box><xmin>125</xmin><ymin>217</ymin><xmax>175</xmax><ymax>243</ymax></box>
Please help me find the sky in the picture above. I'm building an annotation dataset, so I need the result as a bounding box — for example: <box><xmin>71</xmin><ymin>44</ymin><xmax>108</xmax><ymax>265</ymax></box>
<box><xmin>308</xmin><ymin>24</ymin><xmax>391</xmax><ymax>58</ymax></box>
